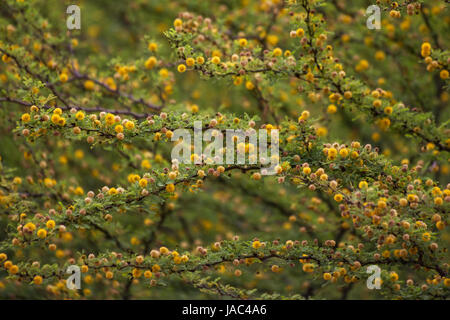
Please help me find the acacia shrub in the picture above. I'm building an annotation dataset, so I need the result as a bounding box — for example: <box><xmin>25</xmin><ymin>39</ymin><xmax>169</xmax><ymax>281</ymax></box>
<box><xmin>0</xmin><ymin>0</ymin><xmax>449</xmax><ymax>300</ymax></box>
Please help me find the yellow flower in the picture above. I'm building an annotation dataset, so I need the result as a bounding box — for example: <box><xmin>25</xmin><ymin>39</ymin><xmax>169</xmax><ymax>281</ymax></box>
<box><xmin>211</xmin><ymin>56</ymin><xmax>221</xmax><ymax>64</ymax></box>
<box><xmin>59</xmin><ymin>73</ymin><xmax>68</xmax><ymax>83</ymax></box>
<box><xmin>52</xmin><ymin>108</ymin><xmax>62</xmax><ymax>115</ymax></box>
<box><xmin>173</xmin><ymin>18</ymin><xmax>183</xmax><ymax>27</ymax></box>
<box><xmin>139</xmin><ymin>178</ymin><xmax>148</xmax><ymax>188</ymax></box>
<box><xmin>108</xmin><ymin>187</ymin><xmax>118</xmax><ymax>195</ymax></box>
<box><xmin>296</xmin><ymin>28</ymin><xmax>305</xmax><ymax>37</ymax></box>
<box><xmin>421</xmin><ymin>42</ymin><xmax>431</xmax><ymax>57</ymax></box>
<box><xmin>141</xmin><ymin>159</ymin><xmax>151</xmax><ymax>169</ymax></box>
<box><xmin>145</xmin><ymin>56</ymin><xmax>157</xmax><ymax>69</ymax></box>
<box><xmin>339</xmin><ymin>148</ymin><xmax>349</xmax><ymax>158</ymax></box>
<box><xmin>407</xmin><ymin>194</ymin><xmax>417</xmax><ymax>202</ymax></box>
<box><xmin>302</xmin><ymin>263</ymin><xmax>314</xmax><ymax>273</ymax></box>
<box><xmin>272</xmin><ymin>48</ymin><xmax>282</xmax><ymax>57</ymax></box>
<box><xmin>128</xmin><ymin>174</ymin><xmax>140</xmax><ymax>183</ymax></box>
<box><xmin>83</xmin><ymin>275</ymin><xmax>93</xmax><ymax>285</ymax></box>
<box><xmin>384</xmin><ymin>106</ymin><xmax>393</xmax><ymax>115</ymax></box>
<box><xmin>51</xmin><ymin>114</ymin><xmax>60</xmax><ymax>124</ymax></box>
<box><xmin>33</xmin><ymin>275</ymin><xmax>43</xmax><ymax>285</ymax></box>
<box><xmin>152</xmin><ymin>264</ymin><xmax>161</xmax><ymax>272</ymax></box>
<box><xmin>173</xmin><ymin>256</ymin><xmax>182</xmax><ymax>264</ymax></box>
<box><xmin>327</xmin><ymin>104</ymin><xmax>337</xmax><ymax>114</ymax></box>
<box><xmin>252</xmin><ymin>240</ymin><xmax>261</xmax><ymax>249</ymax></box>
<box><xmin>177</xmin><ymin>64</ymin><xmax>186</xmax><ymax>73</ymax></box>
<box><xmin>440</xmin><ymin>70</ymin><xmax>449</xmax><ymax>80</ymax></box>
<box><xmin>125</xmin><ymin>121</ymin><xmax>135</xmax><ymax>130</ymax></box>
<box><xmin>46</xmin><ymin>220</ymin><xmax>55</xmax><ymax>229</ymax></box>
<box><xmin>328</xmin><ymin>148</ymin><xmax>337</xmax><ymax>160</ymax></box>
<box><xmin>13</xmin><ymin>177</ymin><xmax>22</xmax><ymax>184</ymax></box>
<box><xmin>84</xmin><ymin>80</ymin><xmax>95</xmax><ymax>91</ymax></box>
<box><xmin>444</xmin><ymin>278</ymin><xmax>450</xmax><ymax>287</ymax></box>
<box><xmin>431</xmin><ymin>187</ymin><xmax>442</xmax><ymax>196</ymax></box>
<box><xmin>334</xmin><ymin>194</ymin><xmax>343</xmax><ymax>202</ymax></box>
<box><xmin>74</xmin><ymin>187</ymin><xmax>84</xmax><ymax>196</ymax></box>
<box><xmin>377</xmin><ymin>200</ymin><xmax>387</xmax><ymax>209</ymax></box>
<box><xmin>356</xmin><ymin>59</ymin><xmax>369</xmax><ymax>72</ymax></box>
<box><xmin>344</xmin><ymin>91</ymin><xmax>352</xmax><ymax>99</ymax></box>
<box><xmin>37</xmin><ymin>229</ymin><xmax>47</xmax><ymax>239</ymax></box>
<box><xmin>359</xmin><ymin>181</ymin><xmax>368</xmax><ymax>189</ymax></box>
<box><xmin>390</xmin><ymin>272</ymin><xmax>399</xmax><ymax>281</ymax></box>
<box><xmin>75</xmin><ymin>111</ymin><xmax>85</xmax><ymax>120</ymax></box>
<box><xmin>375</xmin><ymin>50</ymin><xmax>385</xmax><ymax>61</ymax></box>
<box><xmin>104</xmin><ymin>77</ymin><xmax>117</xmax><ymax>90</ymax></box>
<box><xmin>148</xmin><ymin>42</ymin><xmax>158</xmax><ymax>52</ymax></box>
<box><xmin>238</xmin><ymin>38</ymin><xmax>248</xmax><ymax>47</ymax></box>
<box><xmin>299</xmin><ymin>110</ymin><xmax>310</xmax><ymax>121</ymax></box>
<box><xmin>186</xmin><ymin>58</ymin><xmax>195</xmax><ymax>67</ymax></box>
<box><xmin>196</xmin><ymin>56</ymin><xmax>205</xmax><ymax>65</ymax></box>
<box><xmin>9</xmin><ymin>265</ymin><xmax>19</xmax><ymax>274</ymax></box>
<box><xmin>159</xmin><ymin>68</ymin><xmax>169</xmax><ymax>78</ymax></box>
<box><xmin>377</xmin><ymin>117</ymin><xmax>391</xmax><ymax>130</ymax></box>
<box><xmin>166</xmin><ymin>183</ymin><xmax>175</xmax><ymax>193</ymax></box>
<box><xmin>190</xmin><ymin>104</ymin><xmax>199</xmax><ymax>113</ymax></box>
<box><xmin>21</xmin><ymin>113</ymin><xmax>31</xmax><ymax>122</ymax></box>
<box><xmin>115</xmin><ymin>125</ymin><xmax>124</xmax><ymax>133</ymax></box>
<box><xmin>316</xmin><ymin>127</ymin><xmax>328</xmax><ymax>137</ymax></box>
<box><xmin>233</xmin><ymin>76</ymin><xmax>243</xmax><ymax>86</ymax></box>
<box><xmin>132</xmin><ymin>268</ymin><xmax>142</xmax><ymax>278</ymax></box>
<box><xmin>24</xmin><ymin>222</ymin><xmax>36</xmax><ymax>232</ymax></box>
<box><xmin>57</xmin><ymin>117</ymin><xmax>66</xmax><ymax>126</ymax></box>
<box><xmin>44</xmin><ymin>178</ymin><xmax>56</xmax><ymax>188</ymax></box>
<box><xmin>105</xmin><ymin>113</ymin><xmax>115</xmax><ymax>125</ymax></box>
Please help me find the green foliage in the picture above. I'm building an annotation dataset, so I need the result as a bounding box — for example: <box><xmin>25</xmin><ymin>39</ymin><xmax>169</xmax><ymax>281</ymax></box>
<box><xmin>0</xmin><ymin>0</ymin><xmax>448</xmax><ymax>300</ymax></box>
